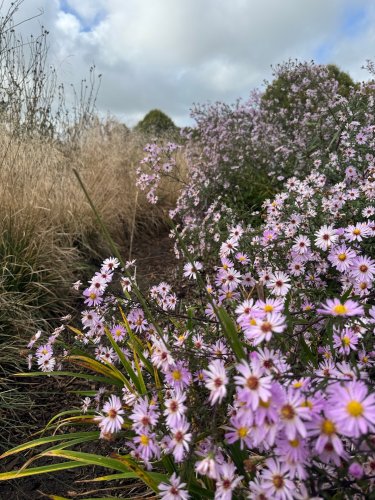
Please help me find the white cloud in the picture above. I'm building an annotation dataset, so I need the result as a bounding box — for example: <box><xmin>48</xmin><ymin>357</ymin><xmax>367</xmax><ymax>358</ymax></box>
<box><xmin>4</xmin><ymin>0</ymin><xmax>375</xmax><ymax>125</ymax></box>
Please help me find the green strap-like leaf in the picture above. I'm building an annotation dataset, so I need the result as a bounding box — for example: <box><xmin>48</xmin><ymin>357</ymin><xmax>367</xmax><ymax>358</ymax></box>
<box><xmin>0</xmin><ymin>461</ymin><xmax>86</xmax><ymax>481</ymax></box>
<box><xmin>0</xmin><ymin>431</ymin><xmax>100</xmax><ymax>459</ymax></box>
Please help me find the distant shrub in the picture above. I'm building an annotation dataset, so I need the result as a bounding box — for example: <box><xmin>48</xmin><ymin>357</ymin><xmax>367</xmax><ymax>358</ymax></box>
<box><xmin>135</xmin><ymin>109</ymin><xmax>179</xmax><ymax>137</ymax></box>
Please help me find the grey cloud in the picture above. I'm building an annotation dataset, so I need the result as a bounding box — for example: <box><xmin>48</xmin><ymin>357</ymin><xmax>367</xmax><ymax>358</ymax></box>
<box><xmin>4</xmin><ymin>0</ymin><xmax>375</xmax><ymax>126</ymax></box>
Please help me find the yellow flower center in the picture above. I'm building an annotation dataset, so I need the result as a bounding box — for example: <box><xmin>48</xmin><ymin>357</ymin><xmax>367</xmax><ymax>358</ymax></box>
<box><xmin>353</xmin><ymin>228</ymin><xmax>361</xmax><ymax>235</ymax></box>
<box><xmin>301</xmin><ymin>400</ymin><xmax>313</xmax><ymax>409</ymax></box>
<box><xmin>281</xmin><ymin>404</ymin><xmax>295</xmax><ymax>420</ymax></box>
<box><xmin>346</xmin><ymin>400</ymin><xmax>364</xmax><ymax>417</ymax></box>
<box><xmin>172</xmin><ymin>370</ymin><xmax>182</xmax><ymax>381</ymax></box>
<box><xmin>264</xmin><ymin>304</ymin><xmax>274</xmax><ymax>312</ymax></box>
<box><xmin>293</xmin><ymin>381</ymin><xmax>303</xmax><ymax>388</ymax></box>
<box><xmin>338</xmin><ymin>253</ymin><xmax>347</xmax><ymax>261</ymax></box>
<box><xmin>272</xmin><ymin>475</ymin><xmax>284</xmax><ymax>489</ymax></box>
<box><xmin>342</xmin><ymin>336</ymin><xmax>351</xmax><ymax>346</ymax></box>
<box><xmin>321</xmin><ymin>419</ymin><xmax>336</xmax><ymax>435</ymax></box>
<box><xmin>140</xmin><ymin>434</ymin><xmax>150</xmax><ymax>446</ymax></box>
<box><xmin>289</xmin><ymin>439</ymin><xmax>300</xmax><ymax>447</ymax></box>
<box><xmin>89</xmin><ymin>292</ymin><xmax>97</xmax><ymax>300</ymax></box>
<box><xmin>250</xmin><ymin>318</ymin><xmax>257</xmax><ymax>326</ymax></box>
<box><xmin>237</xmin><ymin>427</ymin><xmax>248</xmax><ymax>438</ymax></box>
<box><xmin>259</xmin><ymin>398</ymin><xmax>270</xmax><ymax>408</ymax></box>
<box><xmin>332</xmin><ymin>304</ymin><xmax>348</xmax><ymax>315</ymax></box>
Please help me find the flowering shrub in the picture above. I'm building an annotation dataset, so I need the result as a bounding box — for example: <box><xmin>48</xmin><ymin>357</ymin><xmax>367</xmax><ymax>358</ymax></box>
<box><xmin>1</xmin><ymin>61</ymin><xmax>375</xmax><ymax>499</ymax></box>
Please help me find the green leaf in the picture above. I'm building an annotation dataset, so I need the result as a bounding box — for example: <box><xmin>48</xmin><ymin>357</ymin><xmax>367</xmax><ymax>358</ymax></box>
<box><xmin>15</xmin><ymin>370</ymin><xmax>119</xmax><ymax>386</ymax></box>
<box><xmin>45</xmin><ymin>450</ymin><xmax>130</xmax><ymax>473</ymax></box>
<box><xmin>104</xmin><ymin>326</ymin><xmax>142</xmax><ymax>393</ymax></box>
<box><xmin>0</xmin><ymin>461</ymin><xmax>86</xmax><ymax>481</ymax></box>
<box><xmin>216</xmin><ymin>307</ymin><xmax>246</xmax><ymax>360</ymax></box>
<box><xmin>0</xmin><ymin>431</ymin><xmax>100</xmax><ymax>458</ymax></box>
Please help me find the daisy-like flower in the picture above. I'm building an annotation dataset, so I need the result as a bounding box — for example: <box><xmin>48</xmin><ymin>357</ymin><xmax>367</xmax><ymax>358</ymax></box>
<box><xmin>83</xmin><ymin>288</ymin><xmax>103</xmax><ymax>307</ymax></box>
<box><xmin>279</xmin><ymin>390</ymin><xmax>311</xmax><ymax>439</ymax></box>
<box><xmin>243</xmin><ymin>312</ymin><xmax>286</xmax><ymax>345</ymax></box>
<box><xmin>164</xmin><ymin>392</ymin><xmax>187</xmax><ymax>428</ymax></box>
<box><xmin>168</xmin><ymin>418</ymin><xmax>192</xmax><ymax>462</ymax></box>
<box><xmin>326</xmin><ymin>381</ymin><xmax>375</xmax><ymax>438</ymax></box>
<box><xmin>315</xmin><ymin>225</ymin><xmax>338</xmax><ymax>251</ymax></box>
<box><xmin>37</xmin><ymin>356</ymin><xmax>56</xmax><ymax>372</ymax></box>
<box><xmin>204</xmin><ymin>359</ymin><xmax>228</xmax><ymax>405</ymax></box>
<box><xmin>234</xmin><ymin>359</ymin><xmax>272</xmax><ymax>410</ymax></box>
<box><xmin>328</xmin><ymin>244</ymin><xmax>357</xmax><ymax>272</ymax></box>
<box><xmin>183</xmin><ymin>261</ymin><xmax>203</xmax><ymax>280</ymax></box>
<box><xmin>333</xmin><ymin>328</ymin><xmax>358</xmax><ymax>356</ymax></box>
<box><xmin>350</xmin><ymin>255</ymin><xmax>375</xmax><ymax>282</ymax></box>
<box><xmin>158</xmin><ymin>473</ymin><xmax>189</xmax><ymax>500</ymax></box>
<box><xmin>101</xmin><ymin>257</ymin><xmax>120</xmax><ymax>272</ymax></box>
<box><xmin>225</xmin><ymin>415</ymin><xmax>254</xmax><ymax>449</ymax></box>
<box><xmin>220</xmin><ymin>238</ymin><xmax>239</xmax><ymax>257</ymax></box>
<box><xmin>317</xmin><ymin>298</ymin><xmax>364</xmax><ymax>317</ymax></box>
<box><xmin>345</xmin><ymin>222</ymin><xmax>371</xmax><ymax>242</ymax></box>
<box><xmin>292</xmin><ymin>235</ymin><xmax>311</xmax><ymax>255</ymax></box>
<box><xmin>307</xmin><ymin>414</ymin><xmax>346</xmax><ymax>458</ymax></box>
<box><xmin>256</xmin><ymin>298</ymin><xmax>285</xmax><ymax>314</ymax></box>
<box><xmin>111</xmin><ymin>324</ymin><xmax>126</xmax><ymax>342</ymax></box>
<box><xmin>261</xmin><ymin>458</ymin><xmax>295</xmax><ymax>500</ymax></box>
<box><xmin>215</xmin><ymin>462</ymin><xmax>243</xmax><ymax>500</ymax></box>
<box><xmin>165</xmin><ymin>362</ymin><xmax>192</xmax><ymax>391</ymax></box>
<box><xmin>267</xmin><ymin>271</ymin><xmax>291</xmax><ymax>296</ymax></box>
<box><xmin>95</xmin><ymin>395</ymin><xmax>124</xmax><ymax>435</ymax></box>
<box><xmin>235</xmin><ymin>252</ymin><xmax>249</xmax><ymax>265</ymax></box>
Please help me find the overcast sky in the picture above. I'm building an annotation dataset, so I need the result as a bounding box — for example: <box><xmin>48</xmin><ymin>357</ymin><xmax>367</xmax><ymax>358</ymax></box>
<box><xmin>9</xmin><ymin>0</ymin><xmax>375</xmax><ymax>126</ymax></box>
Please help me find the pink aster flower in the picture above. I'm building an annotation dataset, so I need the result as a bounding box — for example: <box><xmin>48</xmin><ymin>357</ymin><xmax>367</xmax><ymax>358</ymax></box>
<box><xmin>215</xmin><ymin>462</ymin><xmax>243</xmax><ymax>500</ymax></box>
<box><xmin>243</xmin><ymin>311</ymin><xmax>286</xmax><ymax>345</ymax></box>
<box><xmin>164</xmin><ymin>391</ymin><xmax>187</xmax><ymax>428</ymax></box>
<box><xmin>317</xmin><ymin>298</ymin><xmax>364</xmax><ymax>317</ymax></box>
<box><xmin>333</xmin><ymin>327</ymin><xmax>358</xmax><ymax>356</ymax></box>
<box><xmin>110</xmin><ymin>324</ymin><xmax>126</xmax><ymax>342</ymax></box>
<box><xmin>133</xmin><ymin>432</ymin><xmax>160</xmax><ymax>462</ymax></box>
<box><xmin>307</xmin><ymin>414</ymin><xmax>346</xmax><ymax>459</ymax></box>
<box><xmin>168</xmin><ymin>418</ymin><xmax>192</xmax><ymax>462</ymax></box>
<box><xmin>345</xmin><ymin>222</ymin><xmax>371</xmax><ymax>242</ymax></box>
<box><xmin>95</xmin><ymin>395</ymin><xmax>124</xmax><ymax>435</ymax></box>
<box><xmin>225</xmin><ymin>414</ymin><xmax>254</xmax><ymax>449</ymax></box>
<box><xmin>183</xmin><ymin>261</ymin><xmax>203</xmax><ymax>279</ymax></box>
<box><xmin>315</xmin><ymin>225</ymin><xmax>338</xmax><ymax>250</ymax></box>
<box><xmin>158</xmin><ymin>473</ymin><xmax>189</xmax><ymax>500</ymax></box>
<box><xmin>278</xmin><ymin>390</ymin><xmax>311</xmax><ymax>439</ymax></box>
<box><xmin>204</xmin><ymin>359</ymin><xmax>228</xmax><ymax>405</ymax></box>
<box><xmin>165</xmin><ymin>362</ymin><xmax>192</xmax><ymax>391</ymax></box>
<box><xmin>350</xmin><ymin>255</ymin><xmax>375</xmax><ymax>282</ymax></box>
<box><xmin>267</xmin><ymin>271</ymin><xmax>291</xmax><ymax>296</ymax></box>
<box><xmin>261</xmin><ymin>458</ymin><xmax>295</xmax><ymax>500</ymax></box>
<box><xmin>234</xmin><ymin>359</ymin><xmax>272</xmax><ymax>411</ymax></box>
<box><xmin>326</xmin><ymin>381</ymin><xmax>375</xmax><ymax>438</ymax></box>
<box><xmin>83</xmin><ymin>287</ymin><xmax>103</xmax><ymax>307</ymax></box>
<box><xmin>292</xmin><ymin>235</ymin><xmax>311</xmax><ymax>255</ymax></box>
<box><xmin>328</xmin><ymin>244</ymin><xmax>357</xmax><ymax>272</ymax></box>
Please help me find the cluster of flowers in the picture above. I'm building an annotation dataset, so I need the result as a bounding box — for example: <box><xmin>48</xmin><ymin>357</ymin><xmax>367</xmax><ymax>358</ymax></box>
<box><xmin>136</xmin><ymin>142</ymin><xmax>180</xmax><ymax>204</ymax></box>
<box><xmin>137</xmin><ymin>62</ymin><xmax>375</xmax><ymax>259</ymax></box>
<box><xmin>23</xmin><ymin>61</ymin><xmax>375</xmax><ymax>498</ymax></box>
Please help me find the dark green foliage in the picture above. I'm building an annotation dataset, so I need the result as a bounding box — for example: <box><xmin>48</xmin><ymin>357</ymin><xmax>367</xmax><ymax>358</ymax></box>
<box><xmin>262</xmin><ymin>61</ymin><xmax>355</xmax><ymax>112</ymax></box>
<box><xmin>135</xmin><ymin>109</ymin><xmax>178</xmax><ymax>136</ymax></box>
